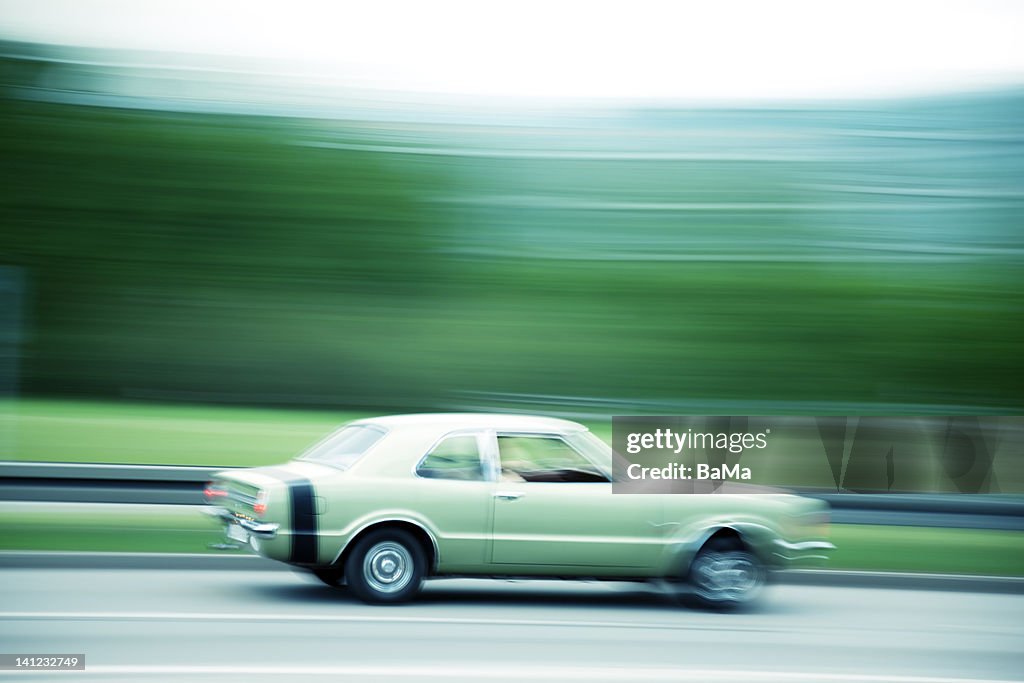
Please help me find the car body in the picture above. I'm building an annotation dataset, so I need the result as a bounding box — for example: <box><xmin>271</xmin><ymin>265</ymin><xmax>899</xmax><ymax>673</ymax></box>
<box><xmin>205</xmin><ymin>413</ymin><xmax>834</xmax><ymax>607</ymax></box>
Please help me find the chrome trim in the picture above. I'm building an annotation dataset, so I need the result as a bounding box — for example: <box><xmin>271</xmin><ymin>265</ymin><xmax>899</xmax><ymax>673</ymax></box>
<box><xmin>771</xmin><ymin>538</ymin><xmax>836</xmax><ymax>564</ymax></box>
<box><xmin>690</xmin><ymin>547</ymin><xmax>766</xmax><ymax>603</ymax></box>
<box><xmin>204</xmin><ymin>506</ymin><xmax>279</xmax><ymax>538</ymax></box>
<box><xmin>237</xmin><ymin>518</ymin><xmax>279</xmax><ymax>537</ymax></box>
<box><xmin>773</xmin><ymin>540</ymin><xmax>837</xmax><ymax>552</ymax></box>
<box><xmin>363</xmin><ymin>541</ymin><xmax>414</xmax><ymax>594</ymax></box>
<box><xmin>648</xmin><ymin>521</ymin><xmax>681</xmax><ymax>528</ymax></box>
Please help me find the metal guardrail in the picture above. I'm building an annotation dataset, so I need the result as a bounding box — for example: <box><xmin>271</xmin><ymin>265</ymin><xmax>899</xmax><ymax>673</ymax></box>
<box><xmin>1</xmin><ymin>461</ymin><xmax>1023</xmax><ymax>529</ymax></box>
<box><xmin>0</xmin><ymin>462</ymin><xmax>222</xmax><ymax>480</ymax></box>
<box><xmin>797</xmin><ymin>492</ymin><xmax>1024</xmax><ymax>530</ymax></box>
<box><xmin>0</xmin><ymin>462</ymin><xmax>222</xmax><ymax>506</ymax></box>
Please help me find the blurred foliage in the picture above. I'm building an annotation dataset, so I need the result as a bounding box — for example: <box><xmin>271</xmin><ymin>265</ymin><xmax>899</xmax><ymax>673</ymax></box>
<box><xmin>0</xmin><ymin>98</ymin><xmax>449</xmax><ymax>407</ymax></box>
<box><xmin>6</xmin><ymin>398</ymin><xmax>356</xmax><ymax>466</ymax></box>
<box><xmin>1</xmin><ymin>75</ymin><xmax>1023</xmax><ymax>411</ymax></box>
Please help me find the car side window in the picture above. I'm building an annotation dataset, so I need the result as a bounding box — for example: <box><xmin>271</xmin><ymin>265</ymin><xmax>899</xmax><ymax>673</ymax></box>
<box><xmin>497</xmin><ymin>436</ymin><xmax>610</xmax><ymax>483</ymax></box>
<box><xmin>416</xmin><ymin>435</ymin><xmax>485</xmax><ymax>481</ymax></box>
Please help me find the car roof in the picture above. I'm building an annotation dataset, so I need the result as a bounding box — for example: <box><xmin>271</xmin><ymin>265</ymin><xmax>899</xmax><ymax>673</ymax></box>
<box><xmin>349</xmin><ymin>413</ymin><xmax>588</xmax><ymax>434</ymax></box>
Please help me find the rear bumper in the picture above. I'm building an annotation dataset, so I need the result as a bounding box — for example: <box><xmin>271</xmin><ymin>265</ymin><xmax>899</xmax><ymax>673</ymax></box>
<box><xmin>203</xmin><ymin>506</ymin><xmax>280</xmax><ymax>539</ymax></box>
<box><xmin>771</xmin><ymin>539</ymin><xmax>836</xmax><ymax>566</ymax></box>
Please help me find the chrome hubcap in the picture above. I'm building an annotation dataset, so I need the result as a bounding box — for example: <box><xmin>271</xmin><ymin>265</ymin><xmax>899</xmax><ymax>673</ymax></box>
<box><xmin>692</xmin><ymin>551</ymin><xmax>763</xmax><ymax>602</ymax></box>
<box><xmin>363</xmin><ymin>541</ymin><xmax>413</xmax><ymax>594</ymax></box>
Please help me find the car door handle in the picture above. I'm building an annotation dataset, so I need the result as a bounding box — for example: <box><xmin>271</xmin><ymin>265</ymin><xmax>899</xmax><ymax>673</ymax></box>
<box><xmin>493</xmin><ymin>491</ymin><xmax>524</xmax><ymax>500</ymax></box>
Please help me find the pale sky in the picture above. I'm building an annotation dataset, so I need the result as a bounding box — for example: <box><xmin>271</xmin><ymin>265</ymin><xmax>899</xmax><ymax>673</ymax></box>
<box><xmin>1</xmin><ymin>0</ymin><xmax>1023</xmax><ymax>100</ymax></box>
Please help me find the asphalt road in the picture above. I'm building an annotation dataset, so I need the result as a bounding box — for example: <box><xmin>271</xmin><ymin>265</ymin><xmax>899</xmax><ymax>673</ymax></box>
<box><xmin>0</xmin><ymin>568</ymin><xmax>1022</xmax><ymax>682</ymax></box>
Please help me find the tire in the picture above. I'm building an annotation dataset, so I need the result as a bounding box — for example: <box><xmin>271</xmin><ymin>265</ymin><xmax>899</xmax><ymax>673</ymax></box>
<box><xmin>686</xmin><ymin>537</ymin><xmax>766</xmax><ymax>610</ymax></box>
<box><xmin>344</xmin><ymin>528</ymin><xmax>426</xmax><ymax>604</ymax></box>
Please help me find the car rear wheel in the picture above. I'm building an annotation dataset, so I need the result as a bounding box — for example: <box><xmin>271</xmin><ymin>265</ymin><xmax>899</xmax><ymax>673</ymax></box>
<box><xmin>345</xmin><ymin>529</ymin><xmax>426</xmax><ymax>604</ymax></box>
<box><xmin>686</xmin><ymin>537</ymin><xmax>766</xmax><ymax>609</ymax></box>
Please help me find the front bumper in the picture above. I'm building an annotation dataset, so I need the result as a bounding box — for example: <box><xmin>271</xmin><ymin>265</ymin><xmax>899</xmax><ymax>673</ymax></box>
<box><xmin>772</xmin><ymin>539</ymin><xmax>836</xmax><ymax>565</ymax></box>
<box><xmin>203</xmin><ymin>506</ymin><xmax>279</xmax><ymax>539</ymax></box>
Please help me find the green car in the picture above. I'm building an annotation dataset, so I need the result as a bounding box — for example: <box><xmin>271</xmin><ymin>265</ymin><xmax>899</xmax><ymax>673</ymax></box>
<box><xmin>205</xmin><ymin>414</ymin><xmax>834</xmax><ymax>608</ymax></box>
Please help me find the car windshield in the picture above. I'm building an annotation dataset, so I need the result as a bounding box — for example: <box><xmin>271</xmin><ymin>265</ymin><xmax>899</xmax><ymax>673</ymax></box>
<box><xmin>297</xmin><ymin>424</ymin><xmax>387</xmax><ymax>468</ymax></box>
<box><xmin>563</xmin><ymin>430</ymin><xmax>613</xmax><ymax>477</ymax></box>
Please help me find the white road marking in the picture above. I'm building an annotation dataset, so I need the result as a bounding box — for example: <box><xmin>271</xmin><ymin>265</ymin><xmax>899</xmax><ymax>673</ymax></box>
<box><xmin>6</xmin><ymin>609</ymin><xmax>1017</xmax><ymax>639</ymax></box>
<box><xmin>0</xmin><ymin>664</ymin><xmax>1015</xmax><ymax>683</ymax></box>
<box><xmin>0</xmin><ymin>610</ymin><xmax>767</xmax><ymax>633</ymax></box>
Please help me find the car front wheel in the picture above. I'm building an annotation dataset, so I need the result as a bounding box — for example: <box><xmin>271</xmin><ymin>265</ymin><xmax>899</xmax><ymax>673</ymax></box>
<box><xmin>686</xmin><ymin>538</ymin><xmax>766</xmax><ymax>609</ymax></box>
<box><xmin>345</xmin><ymin>529</ymin><xmax>426</xmax><ymax>604</ymax></box>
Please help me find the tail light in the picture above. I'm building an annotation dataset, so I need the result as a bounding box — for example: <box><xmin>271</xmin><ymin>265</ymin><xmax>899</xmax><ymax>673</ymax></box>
<box><xmin>203</xmin><ymin>482</ymin><xmax>227</xmax><ymax>501</ymax></box>
<box><xmin>253</xmin><ymin>490</ymin><xmax>268</xmax><ymax>516</ymax></box>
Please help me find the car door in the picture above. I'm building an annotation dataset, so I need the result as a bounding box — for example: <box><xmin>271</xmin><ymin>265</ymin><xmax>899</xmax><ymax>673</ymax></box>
<box><xmin>409</xmin><ymin>429</ymin><xmax>495</xmax><ymax>572</ymax></box>
<box><xmin>488</xmin><ymin>432</ymin><xmax>662</xmax><ymax>568</ymax></box>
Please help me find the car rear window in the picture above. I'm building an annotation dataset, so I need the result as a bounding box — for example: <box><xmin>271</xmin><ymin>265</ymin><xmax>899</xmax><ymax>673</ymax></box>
<box><xmin>416</xmin><ymin>435</ymin><xmax>484</xmax><ymax>481</ymax></box>
<box><xmin>298</xmin><ymin>424</ymin><xmax>387</xmax><ymax>468</ymax></box>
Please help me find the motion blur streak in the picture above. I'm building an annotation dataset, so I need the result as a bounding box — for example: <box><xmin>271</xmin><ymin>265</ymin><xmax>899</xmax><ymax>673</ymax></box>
<box><xmin>1</xmin><ymin>41</ymin><xmax>1022</xmax><ymax>415</ymax></box>
<box><xmin>0</xmin><ymin>569</ymin><xmax>1022</xmax><ymax>682</ymax></box>
<box><xmin>0</xmin><ymin>10</ymin><xmax>1022</xmax><ymax>682</ymax></box>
